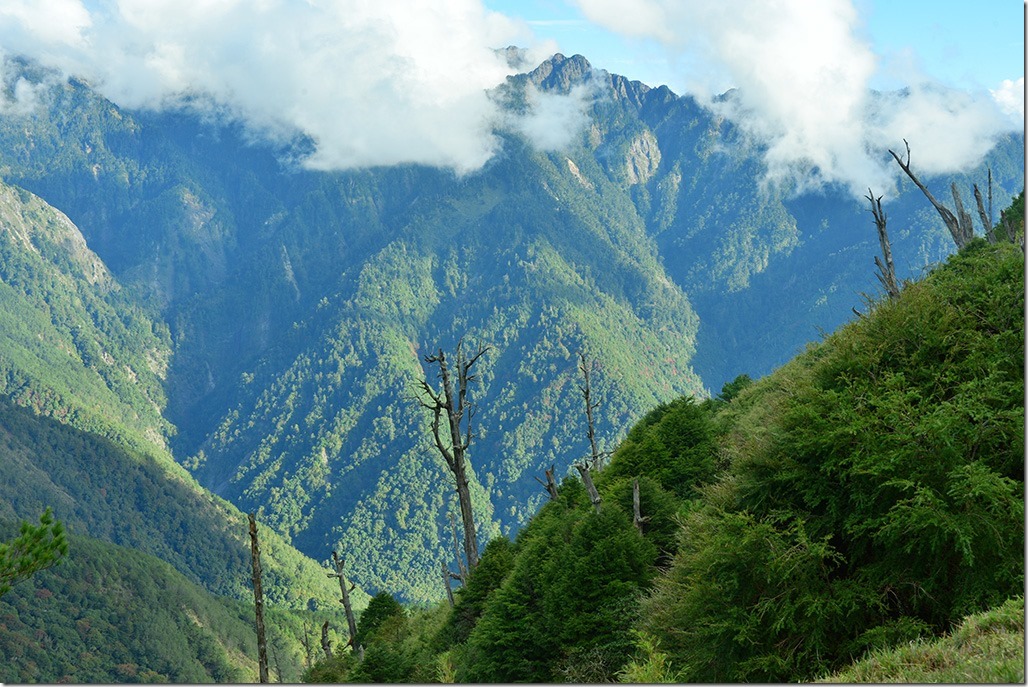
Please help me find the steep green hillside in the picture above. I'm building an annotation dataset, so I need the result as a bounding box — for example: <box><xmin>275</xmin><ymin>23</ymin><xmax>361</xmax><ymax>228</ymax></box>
<box><xmin>0</xmin><ymin>396</ymin><xmax>351</xmax><ymax>608</ymax></box>
<box><xmin>0</xmin><ymin>179</ymin><xmax>172</xmax><ymax>459</ymax></box>
<box><xmin>303</xmin><ymin>237</ymin><xmax>1024</xmax><ymax>683</ymax></box>
<box><xmin>0</xmin><ymin>174</ymin><xmax>348</xmax><ymax>609</ymax></box>
<box><xmin>0</xmin><ymin>525</ymin><xmax>347</xmax><ymax>684</ymax></box>
<box><xmin>641</xmin><ymin>240</ymin><xmax>1024</xmax><ymax>681</ymax></box>
<box><xmin>192</xmin><ymin>134</ymin><xmax>704</xmax><ymax>598</ymax></box>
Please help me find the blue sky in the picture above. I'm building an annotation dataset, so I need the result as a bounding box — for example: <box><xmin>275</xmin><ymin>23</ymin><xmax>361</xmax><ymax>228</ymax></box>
<box><xmin>484</xmin><ymin>0</ymin><xmax>1025</xmax><ymax>95</ymax></box>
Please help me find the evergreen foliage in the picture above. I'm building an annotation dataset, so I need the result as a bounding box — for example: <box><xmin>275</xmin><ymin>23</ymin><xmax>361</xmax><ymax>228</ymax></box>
<box><xmin>436</xmin><ymin>536</ymin><xmax>515</xmax><ymax>648</ymax></box>
<box><xmin>0</xmin><ymin>526</ymin><xmax>339</xmax><ymax>683</ymax></box>
<box><xmin>0</xmin><ymin>508</ymin><xmax>67</xmax><ymax>599</ymax></box>
<box><xmin>354</xmin><ymin>591</ymin><xmax>405</xmax><ymax>649</ymax></box>
<box><xmin>641</xmin><ymin>240</ymin><xmax>1024</xmax><ymax>682</ymax></box>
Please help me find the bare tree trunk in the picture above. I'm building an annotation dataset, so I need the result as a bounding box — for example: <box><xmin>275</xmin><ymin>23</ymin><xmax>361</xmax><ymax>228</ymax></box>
<box><xmin>865</xmin><ymin>189</ymin><xmax>901</xmax><ymax>299</ymax></box>
<box><xmin>988</xmin><ymin>168</ymin><xmax>993</xmax><ymax>228</ymax></box>
<box><xmin>447</xmin><ymin>511</ymin><xmax>468</xmax><ymax>583</ymax></box>
<box><xmin>270</xmin><ymin>633</ymin><xmax>284</xmax><ymax>682</ymax></box>
<box><xmin>950</xmin><ymin>183</ymin><xmax>975</xmax><ymax>246</ymax></box>
<box><xmin>534</xmin><ymin>464</ymin><xmax>559</xmax><ymax>501</ymax></box>
<box><xmin>579</xmin><ymin>353</ymin><xmax>603</xmax><ymax>469</ymax></box>
<box><xmin>248</xmin><ymin>513</ymin><xmax>270</xmax><ymax>683</ymax></box>
<box><xmin>329</xmin><ymin>552</ymin><xmax>359</xmax><ymax>653</ymax></box>
<box><xmin>575</xmin><ymin>462</ymin><xmax>602</xmax><ymax>513</ymax></box>
<box><xmin>442</xmin><ymin>561</ymin><xmax>455</xmax><ymax>607</ymax></box>
<box><xmin>417</xmin><ymin>340</ymin><xmax>490</xmax><ymax>572</ymax></box>
<box><xmin>575</xmin><ymin>352</ymin><xmax>607</xmax><ymax>513</ymax></box>
<box><xmin>320</xmin><ymin>621</ymin><xmax>332</xmax><ymax>661</ymax></box>
<box><xmin>889</xmin><ymin>140</ymin><xmax>972</xmax><ymax>250</ymax></box>
<box><xmin>300</xmin><ymin>620</ymin><xmax>315</xmax><ymax>670</ymax></box>
<box><xmin>974</xmin><ymin>183</ymin><xmax>995</xmax><ymax>243</ymax></box>
<box><xmin>632</xmin><ymin>479</ymin><xmax>650</xmax><ymax>535</ymax></box>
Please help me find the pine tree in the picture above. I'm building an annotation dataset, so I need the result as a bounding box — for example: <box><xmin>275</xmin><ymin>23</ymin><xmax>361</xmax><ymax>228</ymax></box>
<box><xmin>0</xmin><ymin>508</ymin><xmax>68</xmax><ymax>598</ymax></box>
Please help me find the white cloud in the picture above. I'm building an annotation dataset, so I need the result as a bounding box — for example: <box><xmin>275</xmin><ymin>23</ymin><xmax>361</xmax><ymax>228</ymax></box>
<box><xmin>870</xmin><ymin>84</ymin><xmax>1015</xmax><ymax>177</ymax></box>
<box><xmin>0</xmin><ymin>0</ymin><xmax>588</xmax><ymax>172</ymax></box>
<box><xmin>506</xmin><ymin>78</ymin><xmax>599</xmax><ymax>152</ymax></box>
<box><xmin>991</xmin><ymin>77</ymin><xmax>1025</xmax><ymax>121</ymax></box>
<box><xmin>0</xmin><ymin>49</ymin><xmax>54</xmax><ymax>115</ymax></box>
<box><xmin>575</xmin><ymin>0</ymin><xmax>1022</xmax><ymax>199</ymax></box>
<box><xmin>0</xmin><ymin>0</ymin><xmax>90</xmax><ymax>47</ymax></box>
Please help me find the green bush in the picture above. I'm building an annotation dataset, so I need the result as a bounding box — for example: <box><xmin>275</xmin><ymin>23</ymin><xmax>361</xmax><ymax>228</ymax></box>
<box><xmin>641</xmin><ymin>242</ymin><xmax>1025</xmax><ymax>681</ymax></box>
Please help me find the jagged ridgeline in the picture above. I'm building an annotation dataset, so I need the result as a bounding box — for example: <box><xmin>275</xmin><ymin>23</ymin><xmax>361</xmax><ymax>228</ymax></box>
<box><xmin>0</xmin><ymin>52</ymin><xmax>1022</xmax><ymax>603</ymax></box>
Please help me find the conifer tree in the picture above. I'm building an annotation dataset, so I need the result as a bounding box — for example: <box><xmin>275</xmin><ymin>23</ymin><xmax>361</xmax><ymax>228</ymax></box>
<box><xmin>0</xmin><ymin>508</ymin><xmax>68</xmax><ymax>599</ymax></box>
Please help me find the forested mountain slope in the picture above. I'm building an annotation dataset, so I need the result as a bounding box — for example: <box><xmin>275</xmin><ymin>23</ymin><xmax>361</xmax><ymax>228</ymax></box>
<box><xmin>304</xmin><ymin>238</ymin><xmax>1024</xmax><ymax>683</ymax></box>
<box><xmin>0</xmin><ymin>177</ymin><xmax>353</xmax><ymax>680</ymax></box>
<box><xmin>0</xmin><ymin>523</ymin><xmax>343</xmax><ymax>683</ymax></box>
<box><xmin>0</xmin><ymin>53</ymin><xmax>1021</xmax><ymax>601</ymax></box>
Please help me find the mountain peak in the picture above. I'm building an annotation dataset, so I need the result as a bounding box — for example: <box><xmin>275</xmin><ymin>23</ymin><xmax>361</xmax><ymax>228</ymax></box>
<box><xmin>527</xmin><ymin>53</ymin><xmax>595</xmax><ymax>93</ymax></box>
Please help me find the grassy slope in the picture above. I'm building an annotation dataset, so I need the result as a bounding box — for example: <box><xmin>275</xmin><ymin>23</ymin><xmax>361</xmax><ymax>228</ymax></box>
<box><xmin>822</xmin><ymin>597</ymin><xmax>1025</xmax><ymax>683</ymax></box>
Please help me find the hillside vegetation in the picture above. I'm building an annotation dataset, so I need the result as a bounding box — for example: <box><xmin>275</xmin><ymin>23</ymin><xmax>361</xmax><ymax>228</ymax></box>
<box><xmin>305</xmin><ymin>238</ymin><xmax>1024</xmax><ymax>683</ymax></box>
<box><xmin>0</xmin><ymin>179</ymin><xmax>356</xmax><ymax>680</ymax></box>
<box><xmin>0</xmin><ymin>524</ymin><xmax>346</xmax><ymax>683</ymax></box>
<box><xmin>821</xmin><ymin>596</ymin><xmax>1024</xmax><ymax>683</ymax></box>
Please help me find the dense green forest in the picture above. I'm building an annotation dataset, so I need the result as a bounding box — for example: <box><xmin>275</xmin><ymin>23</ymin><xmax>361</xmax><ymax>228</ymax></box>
<box><xmin>304</xmin><ymin>237</ymin><xmax>1024</xmax><ymax>683</ymax></box>
<box><xmin>0</xmin><ymin>524</ymin><xmax>347</xmax><ymax>683</ymax></box>
<box><xmin>0</xmin><ymin>174</ymin><xmax>357</xmax><ymax>680</ymax></box>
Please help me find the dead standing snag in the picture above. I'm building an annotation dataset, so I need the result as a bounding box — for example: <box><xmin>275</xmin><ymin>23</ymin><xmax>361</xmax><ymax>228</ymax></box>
<box><xmin>417</xmin><ymin>340</ymin><xmax>490</xmax><ymax>572</ymax></box>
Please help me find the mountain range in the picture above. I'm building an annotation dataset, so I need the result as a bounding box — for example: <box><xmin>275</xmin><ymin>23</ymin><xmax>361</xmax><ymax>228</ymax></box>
<box><xmin>0</xmin><ymin>49</ymin><xmax>1022</xmax><ymax>613</ymax></box>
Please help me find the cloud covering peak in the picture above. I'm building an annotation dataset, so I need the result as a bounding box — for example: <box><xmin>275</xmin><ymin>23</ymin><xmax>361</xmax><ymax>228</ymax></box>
<box><xmin>0</xmin><ymin>0</ymin><xmax>577</xmax><ymax>172</ymax></box>
<box><xmin>575</xmin><ymin>0</ymin><xmax>1021</xmax><ymax>198</ymax></box>
<box><xmin>0</xmin><ymin>0</ymin><xmax>1019</xmax><ymax>193</ymax></box>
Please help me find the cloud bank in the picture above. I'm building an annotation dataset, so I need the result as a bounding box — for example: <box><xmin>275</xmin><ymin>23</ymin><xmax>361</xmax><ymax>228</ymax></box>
<box><xmin>575</xmin><ymin>0</ymin><xmax>1021</xmax><ymax>198</ymax></box>
<box><xmin>0</xmin><ymin>0</ymin><xmax>1019</xmax><ymax>191</ymax></box>
<box><xmin>0</xmin><ymin>0</ymin><xmax>588</xmax><ymax>172</ymax></box>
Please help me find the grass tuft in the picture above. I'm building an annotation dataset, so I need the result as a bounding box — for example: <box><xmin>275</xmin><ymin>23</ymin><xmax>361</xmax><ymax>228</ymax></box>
<box><xmin>821</xmin><ymin>597</ymin><xmax>1025</xmax><ymax>683</ymax></box>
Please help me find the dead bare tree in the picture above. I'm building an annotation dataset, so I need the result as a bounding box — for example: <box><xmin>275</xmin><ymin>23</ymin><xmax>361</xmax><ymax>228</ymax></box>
<box><xmin>973</xmin><ymin>182</ymin><xmax>995</xmax><ymax>244</ymax></box>
<box><xmin>632</xmin><ymin>479</ymin><xmax>650</xmax><ymax>535</ymax></box>
<box><xmin>447</xmin><ymin>511</ymin><xmax>468</xmax><ymax>583</ymax></box>
<box><xmin>442</xmin><ymin>561</ymin><xmax>456</xmax><ymax>607</ymax></box>
<box><xmin>328</xmin><ymin>552</ymin><xmax>359</xmax><ymax>655</ymax></box>
<box><xmin>998</xmin><ymin>201</ymin><xmax>1026</xmax><ymax>249</ymax></box>
<box><xmin>534</xmin><ymin>464</ymin><xmax>559</xmax><ymax>501</ymax></box>
<box><xmin>865</xmin><ymin>189</ymin><xmax>902</xmax><ymax>300</ymax></box>
<box><xmin>417</xmin><ymin>340</ymin><xmax>490</xmax><ymax>572</ymax></box>
<box><xmin>575</xmin><ymin>352</ymin><xmax>607</xmax><ymax>513</ymax></box>
<box><xmin>889</xmin><ymin>139</ymin><xmax>984</xmax><ymax>250</ymax></box>
<box><xmin>248</xmin><ymin>513</ymin><xmax>270</xmax><ymax>683</ymax></box>
<box><xmin>270</xmin><ymin>632</ymin><xmax>285</xmax><ymax>682</ymax></box>
<box><xmin>300</xmin><ymin>619</ymin><xmax>316</xmax><ymax>670</ymax></box>
<box><xmin>320</xmin><ymin>621</ymin><xmax>332</xmax><ymax>661</ymax></box>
